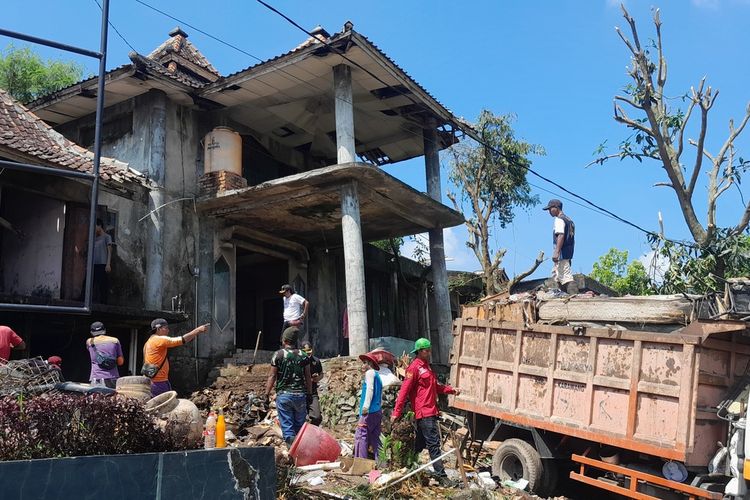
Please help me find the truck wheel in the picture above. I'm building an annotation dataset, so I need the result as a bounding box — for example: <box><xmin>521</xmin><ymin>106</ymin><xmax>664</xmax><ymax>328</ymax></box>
<box><xmin>493</xmin><ymin>438</ymin><xmax>543</xmax><ymax>494</ymax></box>
<box><xmin>538</xmin><ymin>459</ymin><xmax>559</xmax><ymax>497</ymax></box>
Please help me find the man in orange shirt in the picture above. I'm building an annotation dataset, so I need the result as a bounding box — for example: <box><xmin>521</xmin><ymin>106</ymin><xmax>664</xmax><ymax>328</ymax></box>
<box><xmin>143</xmin><ymin>318</ymin><xmax>210</xmax><ymax>396</ymax></box>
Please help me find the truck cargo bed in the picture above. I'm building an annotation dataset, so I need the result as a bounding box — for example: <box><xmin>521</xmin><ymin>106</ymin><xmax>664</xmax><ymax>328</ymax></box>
<box><xmin>449</xmin><ymin>317</ymin><xmax>749</xmax><ymax>466</ymax></box>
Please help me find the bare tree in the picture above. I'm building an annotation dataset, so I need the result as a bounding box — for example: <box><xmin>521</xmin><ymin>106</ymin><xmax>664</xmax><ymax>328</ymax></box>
<box><xmin>596</xmin><ymin>5</ymin><xmax>750</xmax><ymax>256</ymax></box>
<box><xmin>447</xmin><ymin>110</ymin><xmax>545</xmax><ymax>296</ymax></box>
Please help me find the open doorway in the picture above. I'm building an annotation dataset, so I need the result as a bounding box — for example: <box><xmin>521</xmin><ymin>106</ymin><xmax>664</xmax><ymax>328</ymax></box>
<box><xmin>235</xmin><ymin>248</ymin><xmax>287</xmax><ymax>351</ymax></box>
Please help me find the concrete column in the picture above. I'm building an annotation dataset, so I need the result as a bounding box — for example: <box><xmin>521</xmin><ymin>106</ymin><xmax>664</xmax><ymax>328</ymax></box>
<box><xmin>424</xmin><ymin>123</ymin><xmax>453</xmax><ymax>365</ymax></box>
<box><xmin>333</xmin><ymin>64</ymin><xmax>355</xmax><ymax>164</ymax></box>
<box><xmin>144</xmin><ymin>90</ymin><xmax>167</xmax><ymax>310</ymax></box>
<box><xmin>340</xmin><ymin>181</ymin><xmax>368</xmax><ymax>355</ymax></box>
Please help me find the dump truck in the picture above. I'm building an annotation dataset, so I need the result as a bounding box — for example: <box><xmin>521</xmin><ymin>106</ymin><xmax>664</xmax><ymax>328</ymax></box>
<box><xmin>449</xmin><ymin>290</ymin><xmax>750</xmax><ymax>499</ymax></box>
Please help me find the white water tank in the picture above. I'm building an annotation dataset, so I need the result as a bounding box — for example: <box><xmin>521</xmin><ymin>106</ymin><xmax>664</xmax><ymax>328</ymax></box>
<box><xmin>204</xmin><ymin>127</ymin><xmax>242</xmax><ymax>176</ymax></box>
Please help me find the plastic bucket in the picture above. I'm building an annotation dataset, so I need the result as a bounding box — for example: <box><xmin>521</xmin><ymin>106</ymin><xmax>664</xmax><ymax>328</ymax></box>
<box><xmin>289</xmin><ymin>422</ymin><xmax>341</xmax><ymax>466</ymax></box>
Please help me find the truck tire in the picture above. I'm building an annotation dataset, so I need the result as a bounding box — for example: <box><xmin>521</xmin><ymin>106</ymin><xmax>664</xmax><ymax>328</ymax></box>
<box><xmin>493</xmin><ymin>438</ymin><xmax>543</xmax><ymax>494</ymax></box>
<box><xmin>538</xmin><ymin>459</ymin><xmax>559</xmax><ymax>497</ymax></box>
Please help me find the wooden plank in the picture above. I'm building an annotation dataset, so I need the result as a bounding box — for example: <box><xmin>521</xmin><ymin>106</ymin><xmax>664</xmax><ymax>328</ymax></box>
<box><xmin>538</xmin><ymin>296</ymin><xmax>695</xmax><ymax>324</ymax></box>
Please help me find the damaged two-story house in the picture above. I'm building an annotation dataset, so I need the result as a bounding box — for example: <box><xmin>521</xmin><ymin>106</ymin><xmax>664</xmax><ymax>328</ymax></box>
<box><xmin>13</xmin><ymin>23</ymin><xmax>468</xmax><ymax>391</ymax></box>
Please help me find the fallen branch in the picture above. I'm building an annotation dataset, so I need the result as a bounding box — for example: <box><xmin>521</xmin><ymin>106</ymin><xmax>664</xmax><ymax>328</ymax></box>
<box><xmin>376</xmin><ymin>448</ymin><xmax>458</xmax><ymax>490</ymax></box>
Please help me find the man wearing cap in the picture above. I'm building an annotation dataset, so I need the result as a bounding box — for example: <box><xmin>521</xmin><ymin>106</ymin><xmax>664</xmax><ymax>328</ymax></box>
<box><xmin>392</xmin><ymin>338</ymin><xmax>460</xmax><ymax>477</ymax></box>
<box><xmin>301</xmin><ymin>342</ymin><xmax>323</xmax><ymax>425</ymax></box>
<box><xmin>279</xmin><ymin>284</ymin><xmax>309</xmax><ymax>334</ymax></box>
<box><xmin>86</xmin><ymin>321</ymin><xmax>124</xmax><ymax>388</ymax></box>
<box><xmin>143</xmin><ymin>319</ymin><xmax>210</xmax><ymax>396</ymax></box>
<box><xmin>542</xmin><ymin>199</ymin><xmax>578</xmax><ymax>295</ymax></box>
<box><xmin>0</xmin><ymin>325</ymin><xmax>25</xmax><ymax>361</ymax></box>
<box><xmin>265</xmin><ymin>327</ymin><xmax>312</xmax><ymax>445</ymax></box>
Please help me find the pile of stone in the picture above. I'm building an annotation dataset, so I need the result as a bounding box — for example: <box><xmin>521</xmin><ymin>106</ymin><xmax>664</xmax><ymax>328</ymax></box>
<box><xmin>318</xmin><ymin>356</ymin><xmax>402</xmax><ymax>429</ymax></box>
<box><xmin>190</xmin><ymin>363</ymin><xmax>274</xmax><ymax>434</ymax></box>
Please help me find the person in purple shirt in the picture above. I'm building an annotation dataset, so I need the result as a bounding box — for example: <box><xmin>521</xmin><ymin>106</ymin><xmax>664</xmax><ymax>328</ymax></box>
<box><xmin>86</xmin><ymin>321</ymin><xmax>124</xmax><ymax>388</ymax></box>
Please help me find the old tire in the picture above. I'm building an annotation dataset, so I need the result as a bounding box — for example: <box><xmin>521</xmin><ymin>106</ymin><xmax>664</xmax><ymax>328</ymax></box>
<box><xmin>116</xmin><ymin>376</ymin><xmax>152</xmax><ymax>388</ymax></box>
<box><xmin>493</xmin><ymin>438</ymin><xmax>543</xmax><ymax>494</ymax></box>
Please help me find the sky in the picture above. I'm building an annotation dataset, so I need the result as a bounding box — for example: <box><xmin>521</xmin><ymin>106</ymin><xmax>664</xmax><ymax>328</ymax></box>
<box><xmin>3</xmin><ymin>0</ymin><xmax>749</xmax><ymax>280</ymax></box>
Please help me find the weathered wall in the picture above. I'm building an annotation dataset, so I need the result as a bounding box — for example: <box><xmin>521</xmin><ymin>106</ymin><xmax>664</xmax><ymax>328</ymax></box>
<box><xmin>307</xmin><ymin>245</ymin><xmax>430</xmax><ymax>358</ymax></box>
<box><xmin>97</xmin><ymin>191</ymin><xmax>147</xmax><ymax>307</ymax></box>
<box><xmin>0</xmin><ymin>190</ymin><xmax>64</xmax><ymax>298</ymax></box>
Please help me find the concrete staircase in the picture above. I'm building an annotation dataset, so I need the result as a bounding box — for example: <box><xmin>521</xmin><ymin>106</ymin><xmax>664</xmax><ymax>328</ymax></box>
<box><xmin>205</xmin><ymin>348</ymin><xmax>276</xmax><ymax>385</ymax></box>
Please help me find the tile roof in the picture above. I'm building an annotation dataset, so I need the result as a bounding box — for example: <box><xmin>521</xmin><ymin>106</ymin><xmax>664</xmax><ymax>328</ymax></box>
<box><xmin>147</xmin><ymin>27</ymin><xmax>220</xmax><ymax>83</ymax></box>
<box><xmin>0</xmin><ymin>89</ymin><xmax>144</xmax><ymax>185</ymax></box>
<box><xmin>129</xmin><ymin>52</ymin><xmax>205</xmax><ymax>89</ymax></box>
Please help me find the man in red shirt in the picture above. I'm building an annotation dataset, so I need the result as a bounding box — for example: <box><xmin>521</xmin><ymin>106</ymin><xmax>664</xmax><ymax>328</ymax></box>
<box><xmin>0</xmin><ymin>325</ymin><xmax>25</xmax><ymax>361</ymax></box>
<box><xmin>391</xmin><ymin>338</ymin><xmax>460</xmax><ymax>477</ymax></box>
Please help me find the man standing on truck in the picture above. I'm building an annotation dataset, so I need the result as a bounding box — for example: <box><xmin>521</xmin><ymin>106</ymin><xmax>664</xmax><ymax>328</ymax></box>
<box><xmin>543</xmin><ymin>199</ymin><xmax>578</xmax><ymax>295</ymax></box>
<box><xmin>391</xmin><ymin>338</ymin><xmax>460</xmax><ymax>478</ymax></box>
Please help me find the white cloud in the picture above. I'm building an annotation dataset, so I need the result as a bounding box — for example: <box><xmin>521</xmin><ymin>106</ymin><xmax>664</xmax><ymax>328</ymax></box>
<box><xmin>399</xmin><ymin>228</ymin><xmax>479</xmax><ymax>272</ymax></box>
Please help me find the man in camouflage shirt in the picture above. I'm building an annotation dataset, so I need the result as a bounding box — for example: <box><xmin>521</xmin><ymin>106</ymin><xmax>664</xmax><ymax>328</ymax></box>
<box><xmin>265</xmin><ymin>327</ymin><xmax>312</xmax><ymax>445</ymax></box>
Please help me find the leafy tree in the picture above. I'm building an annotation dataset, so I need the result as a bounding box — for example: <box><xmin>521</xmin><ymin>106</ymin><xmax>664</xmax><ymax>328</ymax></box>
<box><xmin>654</xmin><ymin>231</ymin><xmax>750</xmax><ymax>294</ymax></box>
<box><xmin>591</xmin><ymin>248</ymin><xmax>653</xmax><ymax>296</ymax></box>
<box><xmin>593</xmin><ymin>6</ymin><xmax>750</xmax><ymax>286</ymax></box>
<box><xmin>0</xmin><ymin>45</ymin><xmax>83</xmax><ymax>104</ymax></box>
<box><xmin>447</xmin><ymin>110</ymin><xmax>545</xmax><ymax>296</ymax></box>
<box><xmin>370</xmin><ymin>237</ymin><xmax>404</xmax><ymax>256</ymax></box>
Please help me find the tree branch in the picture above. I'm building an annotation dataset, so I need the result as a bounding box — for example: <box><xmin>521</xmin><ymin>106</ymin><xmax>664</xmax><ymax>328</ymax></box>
<box><xmin>615</xmin><ymin>94</ymin><xmax>644</xmax><ymax>110</ymax></box>
<box><xmin>614</xmin><ymin>103</ymin><xmax>653</xmax><ymax>136</ymax></box>
<box><xmin>506</xmin><ymin>251</ymin><xmax>545</xmax><ymax>293</ymax></box>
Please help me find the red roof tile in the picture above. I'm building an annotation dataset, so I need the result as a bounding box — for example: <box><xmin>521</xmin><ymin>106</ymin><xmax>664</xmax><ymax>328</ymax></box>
<box><xmin>0</xmin><ymin>89</ymin><xmax>144</xmax><ymax>185</ymax></box>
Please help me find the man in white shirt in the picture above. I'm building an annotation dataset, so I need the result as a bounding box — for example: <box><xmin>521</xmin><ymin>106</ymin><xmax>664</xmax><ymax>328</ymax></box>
<box><xmin>543</xmin><ymin>199</ymin><xmax>578</xmax><ymax>295</ymax></box>
<box><xmin>280</xmin><ymin>284</ymin><xmax>309</xmax><ymax>334</ymax></box>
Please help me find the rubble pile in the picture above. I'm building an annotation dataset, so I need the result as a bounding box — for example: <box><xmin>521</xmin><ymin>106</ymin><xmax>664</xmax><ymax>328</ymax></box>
<box><xmin>318</xmin><ymin>357</ymin><xmax>401</xmax><ymax>429</ymax></box>
<box><xmin>190</xmin><ymin>364</ymin><xmax>274</xmax><ymax>432</ymax></box>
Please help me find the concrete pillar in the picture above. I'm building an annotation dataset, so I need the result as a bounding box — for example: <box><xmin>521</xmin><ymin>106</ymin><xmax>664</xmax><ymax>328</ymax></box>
<box><xmin>145</xmin><ymin>90</ymin><xmax>167</xmax><ymax>310</ymax></box>
<box><xmin>424</xmin><ymin>123</ymin><xmax>453</xmax><ymax>365</ymax></box>
<box><xmin>333</xmin><ymin>64</ymin><xmax>356</xmax><ymax>164</ymax></box>
<box><xmin>340</xmin><ymin>181</ymin><xmax>368</xmax><ymax>355</ymax></box>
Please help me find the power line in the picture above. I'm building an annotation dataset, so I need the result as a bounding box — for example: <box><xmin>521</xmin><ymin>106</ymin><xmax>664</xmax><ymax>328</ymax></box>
<box><xmin>132</xmin><ymin>0</ymin><xmax>695</xmax><ymax>249</ymax></box>
<box><xmin>93</xmin><ymin>0</ymin><xmax>137</xmax><ymax>53</ymax></box>
<box><xmin>254</xmin><ymin>0</ymin><xmax>699</xmax><ymax>249</ymax></box>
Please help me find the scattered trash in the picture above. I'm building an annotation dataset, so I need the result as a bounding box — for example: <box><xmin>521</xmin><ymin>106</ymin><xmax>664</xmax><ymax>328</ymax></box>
<box><xmin>340</xmin><ymin>456</ymin><xmax>375</xmax><ymax>475</ymax></box>
<box><xmin>501</xmin><ymin>477</ymin><xmax>529</xmax><ymax>491</ymax></box>
<box><xmin>476</xmin><ymin>471</ymin><xmax>497</xmax><ymax>490</ymax></box>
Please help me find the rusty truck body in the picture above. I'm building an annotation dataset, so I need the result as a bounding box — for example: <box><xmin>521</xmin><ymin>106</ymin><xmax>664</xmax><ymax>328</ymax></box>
<box><xmin>449</xmin><ymin>296</ymin><xmax>750</xmax><ymax>499</ymax></box>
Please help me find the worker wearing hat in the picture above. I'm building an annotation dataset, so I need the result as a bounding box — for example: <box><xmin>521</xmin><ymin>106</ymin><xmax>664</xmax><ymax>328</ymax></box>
<box><xmin>543</xmin><ymin>198</ymin><xmax>578</xmax><ymax>295</ymax></box>
<box><xmin>86</xmin><ymin>321</ymin><xmax>124</xmax><ymax>388</ymax></box>
<box><xmin>354</xmin><ymin>352</ymin><xmax>384</xmax><ymax>459</ymax></box>
<box><xmin>142</xmin><ymin>318</ymin><xmax>210</xmax><ymax>396</ymax></box>
<box><xmin>392</xmin><ymin>338</ymin><xmax>460</xmax><ymax>477</ymax></box>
